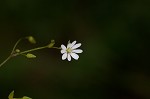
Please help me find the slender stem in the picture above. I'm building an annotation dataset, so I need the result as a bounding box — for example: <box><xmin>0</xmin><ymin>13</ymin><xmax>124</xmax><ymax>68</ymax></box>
<box><xmin>0</xmin><ymin>39</ymin><xmax>61</xmax><ymax>68</ymax></box>
<box><xmin>0</xmin><ymin>55</ymin><xmax>12</xmax><ymax>68</ymax></box>
<box><xmin>11</xmin><ymin>38</ymin><xmax>23</xmax><ymax>54</ymax></box>
<box><xmin>15</xmin><ymin>46</ymin><xmax>48</xmax><ymax>56</ymax></box>
<box><xmin>52</xmin><ymin>47</ymin><xmax>61</xmax><ymax>49</ymax></box>
<box><xmin>0</xmin><ymin>38</ymin><xmax>23</xmax><ymax>68</ymax></box>
<box><xmin>15</xmin><ymin>46</ymin><xmax>61</xmax><ymax>56</ymax></box>
<box><xmin>0</xmin><ymin>46</ymin><xmax>48</xmax><ymax>68</ymax></box>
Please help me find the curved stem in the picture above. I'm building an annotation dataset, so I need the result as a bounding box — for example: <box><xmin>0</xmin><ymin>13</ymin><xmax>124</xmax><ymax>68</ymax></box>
<box><xmin>0</xmin><ymin>40</ymin><xmax>61</xmax><ymax>68</ymax></box>
<box><xmin>0</xmin><ymin>55</ymin><xmax>12</xmax><ymax>68</ymax></box>
<box><xmin>0</xmin><ymin>38</ymin><xmax>23</xmax><ymax>68</ymax></box>
<box><xmin>14</xmin><ymin>46</ymin><xmax>48</xmax><ymax>56</ymax></box>
<box><xmin>20</xmin><ymin>46</ymin><xmax>48</xmax><ymax>54</ymax></box>
<box><xmin>11</xmin><ymin>38</ymin><xmax>23</xmax><ymax>54</ymax></box>
<box><xmin>52</xmin><ymin>47</ymin><xmax>61</xmax><ymax>49</ymax></box>
<box><xmin>15</xmin><ymin>46</ymin><xmax>61</xmax><ymax>56</ymax></box>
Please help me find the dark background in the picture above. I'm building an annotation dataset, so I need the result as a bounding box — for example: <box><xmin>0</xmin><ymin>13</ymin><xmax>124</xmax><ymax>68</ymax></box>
<box><xmin>0</xmin><ymin>0</ymin><xmax>150</xmax><ymax>99</ymax></box>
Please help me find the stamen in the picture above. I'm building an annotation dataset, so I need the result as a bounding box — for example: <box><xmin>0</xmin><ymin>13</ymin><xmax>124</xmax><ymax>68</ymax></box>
<box><xmin>66</xmin><ymin>48</ymin><xmax>72</xmax><ymax>53</ymax></box>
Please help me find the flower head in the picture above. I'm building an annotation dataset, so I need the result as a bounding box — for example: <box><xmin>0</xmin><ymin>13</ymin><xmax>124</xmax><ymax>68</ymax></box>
<box><xmin>61</xmin><ymin>41</ymin><xmax>83</xmax><ymax>61</ymax></box>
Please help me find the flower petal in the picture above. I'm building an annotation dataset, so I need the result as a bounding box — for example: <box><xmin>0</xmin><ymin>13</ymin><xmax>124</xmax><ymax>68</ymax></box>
<box><xmin>61</xmin><ymin>44</ymin><xmax>66</xmax><ymax>50</ymax></box>
<box><xmin>70</xmin><ymin>41</ymin><xmax>76</xmax><ymax>48</ymax></box>
<box><xmin>67</xmin><ymin>54</ymin><xmax>71</xmax><ymax>61</ymax></box>
<box><xmin>61</xmin><ymin>50</ymin><xmax>66</xmax><ymax>54</ymax></box>
<box><xmin>72</xmin><ymin>49</ymin><xmax>83</xmax><ymax>53</ymax></box>
<box><xmin>62</xmin><ymin>53</ymin><xmax>67</xmax><ymax>60</ymax></box>
<box><xmin>72</xmin><ymin>43</ymin><xmax>81</xmax><ymax>49</ymax></box>
<box><xmin>70</xmin><ymin>53</ymin><xmax>79</xmax><ymax>60</ymax></box>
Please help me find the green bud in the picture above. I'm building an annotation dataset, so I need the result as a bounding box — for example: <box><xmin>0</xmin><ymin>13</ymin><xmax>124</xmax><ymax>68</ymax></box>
<box><xmin>22</xmin><ymin>96</ymin><xmax>32</xmax><ymax>99</ymax></box>
<box><xmin>26</xmin><ymin>53</ymin><xmax>36</xmax><ymax>58</ymax></box>
<box><xmin>47</xmin><ymin>40</ymin><xmax>55</xmax><ymax>48</ymax></box>
<box><xmin>8</xmin><ymin>90</ymin><xmax>14</xmax><ymax>99</ymax></box>
<box><xmin>15</xmin><ymin>49</ymin><xmax>20</xmax><ymax>53</ymax></box>
<box><xmin>26</xmin><ymin>36</ymin><xmax>36</xmax><ymax>44</ymax></box>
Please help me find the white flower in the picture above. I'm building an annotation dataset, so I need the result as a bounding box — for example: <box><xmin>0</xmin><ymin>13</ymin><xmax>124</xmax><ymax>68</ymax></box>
<box><xmin>61</xmin><ymin>41</ymin><xmax>83</xmax><ymax>61</ymax></box>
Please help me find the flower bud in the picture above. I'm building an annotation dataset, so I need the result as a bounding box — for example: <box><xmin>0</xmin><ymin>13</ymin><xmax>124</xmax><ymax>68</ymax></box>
<box><xmin>15</xmin><ymin>49</ymin><xmax>20</xmax><ymax>53</ymax></box>
<box><xmin>26</xmin><ymin>36</ymin><xmax>36</xmax><ymax>44</ymax></box>
<box><xmin>47</xmin><ymin>40</ymin><xmax>55</xmax><ymax>48</ymax></box>
<box><xmin>26</xmin><ymin>53</ymin><xmax>36</xmax><ymax>58</ymax></box>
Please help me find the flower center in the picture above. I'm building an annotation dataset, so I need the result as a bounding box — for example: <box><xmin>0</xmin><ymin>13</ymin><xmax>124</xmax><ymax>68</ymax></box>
<box><xmin>66</xmin><ymin>48</ymin><xmax>72</xmax><ymax>53</ymax></box>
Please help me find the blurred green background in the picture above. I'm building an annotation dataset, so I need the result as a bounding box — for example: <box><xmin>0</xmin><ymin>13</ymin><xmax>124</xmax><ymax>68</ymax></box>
<box><xmin>0</xmin><ymin>0</ymin><xmax>150</xmax><ymax>99</ymax></box>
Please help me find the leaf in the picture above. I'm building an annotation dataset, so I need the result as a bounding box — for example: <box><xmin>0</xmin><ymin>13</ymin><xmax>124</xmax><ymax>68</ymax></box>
<box><xmin>8</xmin><ymin>90</ymin><xmax>14</xmax><ymax>99</ymax></box>
<box><xmin>22</xmin><ymin>96</ymin><xmax>32</xmax><ymax>99</ymax></box>
<box><xmin>8</xmin><ymin>91</ymin><xmax>32</xmax><ymax>99</ymax></box>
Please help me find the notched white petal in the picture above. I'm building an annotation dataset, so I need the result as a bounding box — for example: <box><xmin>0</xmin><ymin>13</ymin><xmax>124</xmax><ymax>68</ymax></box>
<box><xmin>61</xmin><ymin>45</ymin><xmax>66</xmax><ymax>50</ymax></box>
<box><xmin>72</xmin><ymin>49</ymin><xmax>83</xmax><ymax>53</ymax></box>
<box><xmin>62</xmin><ymin>53</ymin><xmax>67</xmax><ymax>60</ymax></box>
<box><xmin>71</xmin><ymin>53</ymin><xmax>79</xmax><ymax>60</ymax></box>
<box><xmin>67</xmin><ymin>54</ymin><xmax>71</xmax><ymax>61</ymax></box>
<box><xmin>61</xmin><ymin>50</ymin><xmax>66</xmax><ymax>54</ymax></box>
<box><xmin>72</xmin><ymin>43</ymin><xmax>81</xmax><ymax>49</ymax></box>
<box><xmin>70</xmin><ymin>41</ymin><xmax>76</xmax><ymax>48</ymax></box>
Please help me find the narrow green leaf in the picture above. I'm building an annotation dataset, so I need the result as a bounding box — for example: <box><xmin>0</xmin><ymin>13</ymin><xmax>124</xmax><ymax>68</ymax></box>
<box><xmin>8</xmin><ymin>90</ymin><xmax>14</xmax><ymax>99</ymax></box>
<box><xmin>22</xmin><ymin>96</ymin><xmax>32</xmax><ymax>99</ymax></box>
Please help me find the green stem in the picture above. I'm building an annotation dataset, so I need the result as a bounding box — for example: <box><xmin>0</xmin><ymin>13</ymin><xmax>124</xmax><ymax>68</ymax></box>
<box><xmin>11</xmin><ymin>38</ymin><xmax>23</xmax><ymax>54</ymax></box>
<box><xmin>14</xmin><ymin>46</ymin><xmax>61</xmax><ymax>56</ymax></box>
<box><xmin>0</xmin><ymin>38</ymin><xmax>23</xmax><ymax>68</ymax></box>
<box><xmin>0</xmin><ymin>55</ymin><xmax>12</xmax><ymax>68</ymax></box>
<box><xmin>15</xmin><ymin>46</ymin><xmax>48</xmax><ymax>56</ymax></box>
<box><xmin>0</xmin><ymin>41</ymin><xmax>61</xmax><ymax>67</ymax></box>
<box><xmin>52</xmin><ymin>47</ymin><xmax>61</xmax><ymax>49</ymax></box>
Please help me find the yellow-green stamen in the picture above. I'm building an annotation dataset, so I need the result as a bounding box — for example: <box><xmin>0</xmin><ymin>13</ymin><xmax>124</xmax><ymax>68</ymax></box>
<box><xmin>66</xmin><ymin>48</ymin><xmax>72</xmax><ymax>53</ymax></box>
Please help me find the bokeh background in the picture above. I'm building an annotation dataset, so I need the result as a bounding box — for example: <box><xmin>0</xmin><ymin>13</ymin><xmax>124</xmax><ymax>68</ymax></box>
<box><xmin>0</xmin><ymin>0</ymin><xmax>150</xmax><ymax>99</ymax></box>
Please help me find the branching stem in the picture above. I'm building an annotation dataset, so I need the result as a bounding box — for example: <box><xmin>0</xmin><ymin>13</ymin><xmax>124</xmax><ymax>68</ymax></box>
<box><xmin>0</xmin><ymin>38</ymin><xmax>60</xmax><ymax>68</ymax></box>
